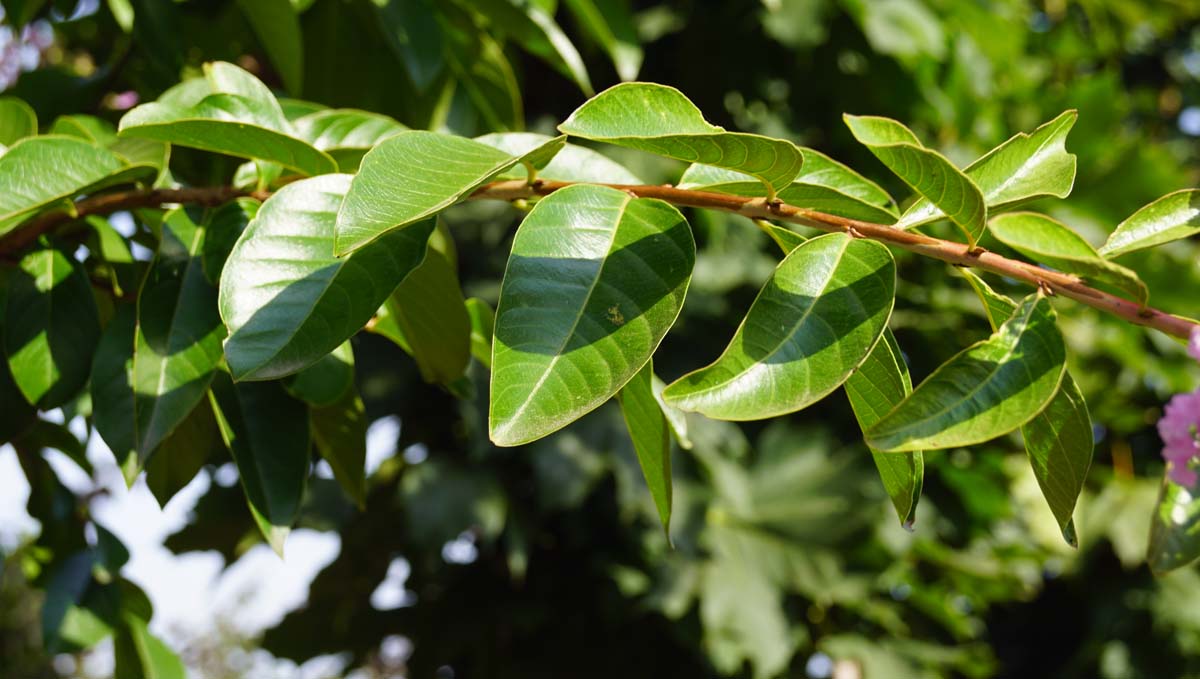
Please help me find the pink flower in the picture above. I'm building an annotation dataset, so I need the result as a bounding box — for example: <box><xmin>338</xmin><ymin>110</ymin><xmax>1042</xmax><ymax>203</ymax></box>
<box><xmin>1189</xmin><ymin>327</ymin><xmax>1200</xmax><ymax>364</ymax></box>
<box><xmin>1160</xmin><ymin>388</ymin><xmax>1200</xmax><ymax>486</ymax></box>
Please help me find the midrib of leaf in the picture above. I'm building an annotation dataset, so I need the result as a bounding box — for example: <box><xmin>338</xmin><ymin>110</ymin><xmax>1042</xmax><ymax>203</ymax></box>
<box><xmin>680</xmin><ymin>235</ymin><xmax>852</xmax><ymax>399</ymax></box>
<box><xmin>493</xmin><ymin>193</ymin><xmax>632</xmax><ymax>435</ymax></box>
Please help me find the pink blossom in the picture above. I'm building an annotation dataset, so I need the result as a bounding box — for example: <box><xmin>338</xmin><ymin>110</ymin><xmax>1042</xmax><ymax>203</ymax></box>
<box><xmin>1160</xmin><ymin>388</ymin><xmax>1200</xmax><ymax>486</ymax></box>
<box><xmin>1189</xmin><ymin>327</ymin><xmax>1200</xmax><ymax>364</ymax></box>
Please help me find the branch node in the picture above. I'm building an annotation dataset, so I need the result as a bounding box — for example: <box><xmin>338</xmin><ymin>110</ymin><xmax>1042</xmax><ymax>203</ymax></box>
<box><xmin>1037</xmin><ymin>280</ymin><xmax>1056</xmax><ymax>297</ymax></box>
<box><xmin>846</xmin><ymin>226</ymin><xmax>866</xmax><ymax>239</ymax></box>
<box><xmin>966</xmin><ymin>246</ymin><xmax>987</xmax><ymax>257</ymax></box>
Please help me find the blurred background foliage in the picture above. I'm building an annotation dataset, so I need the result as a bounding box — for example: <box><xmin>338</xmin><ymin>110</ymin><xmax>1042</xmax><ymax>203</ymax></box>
<box><xmin>2</xmin><ymin>0</ymin><xmax>1200</xmax><ymax>677</ymax></box>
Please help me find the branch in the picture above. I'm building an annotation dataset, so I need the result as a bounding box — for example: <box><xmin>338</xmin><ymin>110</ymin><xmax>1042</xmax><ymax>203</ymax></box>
<box><xmin>2</xmin><ymin>180</ymin><xmax>1196</xmax><ymax>342</ymax></box>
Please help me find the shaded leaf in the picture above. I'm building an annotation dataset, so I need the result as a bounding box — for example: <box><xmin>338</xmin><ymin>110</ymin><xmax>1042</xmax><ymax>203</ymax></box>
<box><xmin>311</xmin><ymin>380</ymin><xmax>368</xmax><ymax>508</ymax></box>
<box><xmin>559</xmin><ymin>83</ymin><xmax>804</xmax><ymax>197</ymax></box>
<box><xmin>237</xmin><ymin>0</ymin><xmax>304</xmax><ymax>94</ymax></box>
<box><xmin>564</xmin><ymin>0</ymin><xmax>642</xmax><ymax>81</ymax></box>
<box><xmin>465</xmin><ymin>297</ymin><xmax>495</xmax><ymax>368</ymax></box>
<box><xmin>490</xmin><ymin>184</ymin><xmax>695</xmax><ymax>446</ymax></box>
<box><xmin>663</xmin><ymin>233</ymin><xmax>895</xmax><ymax>420</ymax></box>
<box><xmin>1099</xmin><ymin>189</ymin><xmax>1200</xmax><ymax>258</ymax></box>
<box><xmin>90</xmin><ymin>303</ymin><xmax>138</xmax><ymax>479</ymax></box>
<box><xmin>466</xmin><ymin>0</ymin><xmax>593</xmax><ymax>94</ymax></box>
<box><xmin>617</xmin><ymin>359</ymin><xmax>672</xmax><ymax>533</ymax></box>
<box><xmin>292</xmin><ymin>108</ymin><xmax>407</xmax><ymax>171</ymax></box>
<box><xmin>144</xmin><ymin>396</ymin><xmax>223</xmax><ymax>507</ymax></box>
<box><xmin>113</xmin><ymin>615</ymin><xmax>186</xmax><ymax>679</ymax></box>
<box><xmin>0</xmin><ymin>96</ymin><xmax>37</xmax><ymax>145</ymax></box>
<box><xmin>286</xmin><ymin>340</ymin><xmax>354</xmax><ymax>407</ymax></box>
<box><xmin>220</xmin><ymin>174</ymin><xmax>433</xmax><ymax>381</ymax></box>
<box><xmin>866</xmin><ymin>294</ymin><xmax>1066</xmax><ymax>452</ymax></box>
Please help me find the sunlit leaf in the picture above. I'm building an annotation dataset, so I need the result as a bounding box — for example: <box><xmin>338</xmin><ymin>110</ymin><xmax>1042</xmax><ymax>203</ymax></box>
<box><xmin>0</xmin><ymin>96</ymin><xmax>38</xmax><ymax>145</ymax></box>
<box><xmin>1099</xmin><ymin>189</ymin><xmax>1200</xmax><ymax>258</ymax></box>
<box><xmin>1149</xmin><ymin>474</ymin><xmax>1200</xmax><ymax>573</ymax></box>
<box><xmin>476</xmin><ymin>132</ymin><xmax>645</xmax><ymax>183</ymax></box>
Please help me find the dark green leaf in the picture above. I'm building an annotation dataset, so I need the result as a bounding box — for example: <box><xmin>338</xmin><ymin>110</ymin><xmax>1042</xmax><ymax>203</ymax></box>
<box><xmin>490</xmin><ymin>184</ymin><xmax>695</xmax><ymax>445</ymax></box>
<box><xmin>237</xmin><ymin>0</ymin><xmax>304</xmax><ymax>94</ymax></box>
<box><xmin>144</xmin><ymin>396</ymin><xmax>223</xmax><ymax>507</ymax></box>
<box><xmin>286</xmin><ymin>341</ymin><xmax>354</xmax><ymax>407</ymax></box>
<box><xmin>617</xmin><ymin>359</ymin><xmax>672</xmax><ymax>533</ymax></box>
<box><xmin>465</xmin><ymin>0</ymin><xmax>593</xmax><ymax>94</ymax></box>
<box><xmin>311</xmin><ymin>379</ymin><xmax>368</xmax><ymax>508</ymax></box>
<box><xmin>563</xmin><ymin>0</ymin><xmax>642</xmax><ymax>81</ymax></box>
<box><xmin>90</xmin><ymin>303</ymin><xmax>139</xmax><ymax>480</ymax></box>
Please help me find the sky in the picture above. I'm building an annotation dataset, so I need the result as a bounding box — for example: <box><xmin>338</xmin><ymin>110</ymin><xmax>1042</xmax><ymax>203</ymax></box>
<box><xmin>0</xmin><ymin>412</ymin><xmax>412</xmax><ymax>678</ymax></box>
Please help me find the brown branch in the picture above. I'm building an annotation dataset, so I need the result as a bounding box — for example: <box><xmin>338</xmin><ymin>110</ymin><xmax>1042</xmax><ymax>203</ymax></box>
<box><xmin>2</xmin><ymin>180</ymin><xmax>1196</xmax><ymax>342</ymax></box>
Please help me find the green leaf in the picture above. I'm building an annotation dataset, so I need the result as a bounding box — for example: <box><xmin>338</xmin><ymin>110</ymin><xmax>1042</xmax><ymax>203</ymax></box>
<box><xmin>286</xmin><ymin>340</ymin><xmax>354</xmax><ymax>407</ymax></box>
<box><xmin>866</xmin><ymin>294</ymin><xmax>1066</xmax><ymax>452</ymax></box>
<box><xmin>132</xmin><ymin>207</ymin><xmax>226</xmax><ymax>467</ymax></box>
<box><xmin>0</xmin><ymin>272</ymin><xmax>36</xmax><ymax>444</ymax></box>
<box><xmin>1099</xmin><ymin>189</ymin><xmax>1200</xmax><ymax>258</ymax></box>
<box><xmin>0</xmin><ymin>97</ymin><xmax>37</xmax><ymax>146</ymax></box>
<box><xmin>113</xmin><ymin>615</ymin><xmax>186</xmax><ymax>679</ymax></box>
<box><xmin>465</xmin><ymin>297</ymin><xmax>495</xmax><ymax>368</ymax></box>
<box><xmin>757</xmin><ymin>219</ymin><xmax>809</xmax><ymax>253</ymax></box>
<box><xmin>663</xmin><ymin>233</ymin><xmax>895</xmax><ymax>420</ymax></box>
<box><xmin>375</xmin><ymin>227</ymin><xmax>471</xmax><ymax>385</ymax></box>
<box><xmin>1149</xmin><ymin>475</ymin><xmax>1200</xmax><ymax>573</ymax></box>
<box><xmin>220</xmin><ymin>174</ymin><xmax>433</xmax><ymax>381</ymax></box>
<box><xmin>236</xmin><ymin>0</ymin><xmax>304</xmax><ymax>94</ymax></box>
<box><xmin>311</xmin><ymin>380</ymin><xmax>368</xmax><ymax>508</ymax></box>
<box><xmin>442</xmin><ymin>26</ymin><xmax>523</xmax><ymax>131</ymax></box>
<box><xmin>335</xmin><ymin>131</ymin><xmax>564</xmax><ymax>254</ymax></box>
<box><xmin>490</xmin><ymin>184</ymin><xmax>695</xmax><ymax>446</ymax></box>
<box><xmin>118</xmin><ymin>61</ymin><xmax>336</xmax><ymax>176</ymax></box>
<box><xmin>678</xmin><ymin>181</ymin><xmax>899</xmax><ymax>224</ymax></box>
<box><xmin>617</xmin><ymin>359</ymin><xmax>672</xmax><ymax>533</ymax></box>
<box><xmin>50</xmin><ymin>114</ymin><xmax>117</xmax><ymax>145</ymax></box>
<box><xmin>898</xmin><ymin>111</ymin><xmax>1078</xmax><ymax>229</ymax></box>
<box><xmin>651</xmin><ymin>373</ymin><xmax>691</xmax><ymax>451</ymax></box>
<box><xmin>0</xmin><ymin>136</ymin><xmax>142</xmax><ymax>237</ymax></box>
<box><xmin>989</xmin><ymin>212</ymin><xmax>1147</xmax><ymax>303</ymax></box>
<box><xmin>90</xmin><ymin>303</ymin><xmax>139</xmax><ymax>480</ymax></box>
<box><xmin>844</xmin><ymin>114</ymin><xmax>986</xmax><ymax>245</ymax></box>
<box><xmin>4</xmin><ymin>246</ymin><xmax>100</xmax><ymax>408</ymax></box>
<box><xmin>144</xmin><ymin>396</ymin><xmax>223</xmax><ymax>507</ymax></box>
<box><xmin>960</xmin><ymin>270</ymin><xmax>1091</xmax><ymax>547</ymax></box>
<box><xmin>209</xmin><ymin>371</ymin><xmax>310</xmax><ymax>553</ymax></box>
<box><xmin>559</xmin><ymin>83</ymin><xmax>804</xmax><ymax>198</ymax></box>
<box><xmin>845</xmin><ymin>329</ymin><xmax>924</xmax><ymax>527</ymax></box>
<box><xmin>476</xmin><ymin>132</ymin><xmax>645</xmax><ymax>183</ymax></box>
<box><xmin>466</xmin><ymin>0</ymin><xmax>593</xmax><ymax>94</ymax></box>
<box><xmin>563</xmin><ymin>0</ymin><xmax>642</xmax><ymax>81</ymax></box>
<box><xmin>679</xmin><ymin>146</ymin><xmax>896</xmax><ymax>211</ymax></box>
<box><xmin>371</xmin><ymin>0</ymin><xmax>445</xmax><ymax>92</ymax></box>
<box><xmin>292</xmin><ymin>108</ymin><xmax>406</xmax><ymax>171</ymax></box>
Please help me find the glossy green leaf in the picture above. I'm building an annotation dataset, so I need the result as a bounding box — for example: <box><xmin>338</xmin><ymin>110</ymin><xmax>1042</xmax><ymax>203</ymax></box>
<box><xmin>292</xmin><ymin>108</ymin><xmax>406</xmax><ymax>171</ymax></box>
<box><xmin>490</xmin><ymin>184</ymin><xmax>695</xmax><ymax>446</ymax></box>
<box><xmin>335</xmin><ymin>131</ymin><xmax>564</xmax><ymax>254</ymax></box>
<box><xmin>1149</xmin><ymin>475</ymin><xmax>1200</xmax><ymax>573</ymax></box>
<box><xmin>90</xmin><ymin>303</ymin><xmax>139</xmax><ymax>480</ymax></box>
<box><xmin>617</xmin><ymin>359</ymin><xmax>672</xmax><ymax>533</ymax></box>
<box><xmin>118</xmin><ymin>61</ymin><xmax>336</xmax><ymax>176</ymax></box>
<box><xmin>311</xmin><ymin>380</ymin><xmax>368</xmax><ymax>508</ymax></box>
<box><xmin>442</xmin><ymin>25</ymin><xmax>523</xmax><ymax>131</ymax></box>
<box><xmin>132</xmin><ymin>207</ymin><xmax>226</xmax><ymax>466</ymax></box>
<box><xmin>663</xmin><ymin>233</ymin><xmax>895</xmax><ymax>420</ymax></box>
<box><xmin>476</xmin><ymin>132</ymin><xmax>645</xmax><ymax>183</ymax></box>
<box><xmin>236</xmin><ymin>0</ymin><xmax>304</xmax><ymax>94</ymax></box>
<box><xmin>564</xmin><ymin>0</ymin><xmax>642</xmax><ymax>81</ymax></box>
<box><xmin>845</xmin><ymin>329</ymin><xmax>924</xmax><ymax>527</ymax></box>
<box><xmin>757</xmin><ymin>219</ymin><xmax>809</xmax><ymax>253</ymax></box>
<box><xmin>50</xmin><ymin>114</ymin><xmax>117</xmax><ymax>145</ymax></box>
<box><xmin>467</xmin><ymin>0</ymin><xmax>593</xmax><ymax>94</ymax></box>
<box><xmin>898</xmin><ymin>111</ymin><xmax>1078</xmax><ymax>229</ymax></box>
<box><xmin>375</xmin><ymin>227</ymin><xmax>471</xmax><ymax>385</ymax></box>
<box><xmin>844</xmin><ymin>114</ymin><xmax>986</xmax><ymax>245</ymax></box>
<box><xmin>209</xmin><ymin>371</ymin><xmax>310</xmax><ymax>553</ymax></box>
<box><xmin>220</xmin><ymin>174</ymin><xmax>433</xmax><ymax>381</ymax></box>
<box><xmin>4</xmin><ymin>246</ymin><xmax>100</xmax><ymax>408</ymax></box>
<box><xmin>465</xmin><ymin>297</ymin><xmax>495</xmax><ymax>368</ymax></box>
<box><xmin>650</xmin><ymin>373</ymin><xmax>691</xmax><ymax>450</ymax></box>
<box><xmin>1099</xmin><ymin>189</ymin><xmax>1200</xmax><ymax>258</ymax></box>
<box><xmin>371</xmin><ymin>0</ymin><xmax>445</xmax><ymax>92</ymax></box>
<box><xmin>286</xmin><ymin>341</ymin><xmax>354</xmax><ymax>407</ymax></box>
<box><xmin>144</xmin><ymin>396</ymin><xmax>222</xmax><ymax>507</ymax></box>
<box><xmin>961</xmin><ymin>270</ymin><xmax>1091</xmax><ymax>547</ymax></box>
<box><xmin>559</xmin><ymin>83</ymin><xmax>804</xmax><ymax>197</ymax></box>
<box><xmin>0</xmin><ymin>136</ymin><xmax>139</xmax><ymax>237</ymax></box>
<box><xmin>679</xmin><ymin>146</ymin><xmax>895</xmax><ymax>210</ymax></box>
<box><xmin>866</xmin><ymin>294</ymin><xmax>1066</xmax><ymax>452</ymax></box>
<box><xmin>989</xmin><ymin>212</ymin><xmax>1147</xmax><ymax>303</ymax></box>
<box><xmin>0</xmin><ymin>97</ymin><xmax>37</xmax><ymax>146</ymax></box>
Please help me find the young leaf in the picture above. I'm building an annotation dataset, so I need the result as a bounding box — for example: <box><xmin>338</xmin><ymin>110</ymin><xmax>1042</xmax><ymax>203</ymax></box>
<box><xmin>311</xmin><ymin>381</ymin><xmax>368</xmax><ymax>508</ymax></box>
<box><xmin>663</xmin><ymin>233</ymin><xmax>895</xmax><ymax>420</ymax></box>
<box><xmin>898</xmin><ymin>111</ymin><xmax>1078</xmax><ymax>229</ymax></box>
<box><xmin>559</xmin><ymin>83</ymin><xmax>804</xmax><ymax>197</ymax></box>
<box><xmin>465</xmin><ymin>298</ymin><xmax>495</xmax><ymax>368</ymax></box>
<box><xmin>209</xmin><ymin>371</ymin><xmax>310</xmax><ymax>554</ymax></box>
<box><xmin>335</xmin><ymin>131</ymin><xmax>564</xmax><ymax>254</ymax></box>
<box><xmin>0</xmin><ymin>136</ymin><xmax>138</xmax><ymax>237</ymax></box>
<box><xmin>989</xmin><ymin>212</ymin><xmax>1148</xmax><ymax>303</ymax></box>
<box><xmin>563</xmin><ymin>0</ymin><xmax>642</xmax><ymax>81</ymax></box>
<box><xmin>144</xmin><ymin>396</ymin><xmax>223</xmax><ymax>507</ymax></box>
<box><xmin>476</xmin><ymin>132</ymin><xmax>645</xmax><ymax>183</ymax></box>
<box><xmin>220</xmin><ymin>174</ymin><xmax>433</xmax><ymax>381</ymax></box>
<box><xmin>1149</xmin><ymin>474</ymin><xmax>1200</xmax><ymax>573</ymax></box>
<box><xmin>866</xmin><ymin>294</ymin><xmax>1066</xmax><ymax>452</ymax></box>
<box><xmin>0</xmin><ymin>96</ymin><xmax>37</xmax><ymax>146</ymax></box>
<box><xmin>1099</xmin><ymin>189</ymin><xmax>1200</xmax><ymax>258</ymax></box>
<box><xmin>845</xmin><ymin>329</ymin><xmax>924</xmax><ymax>527</ymax></box>
<box><xmin>490</xmin><ymin>184</ymin><xmax>695</xmax><ymax>446</ymax></box>
<box><xmin>617</xmin><ymin>359</ymin><xmax>672</xmax><ymax>534</ymax></box>
<box><xmin>679</xmin><ymin>146</ymin><xmax>896</xmax><ymax>210</ymax></box>
<box><xmin>118</xmin><ymin>61</ymin><xmax>336</xmax><ymax>176</ymax></box>
<box><xmin>292</xmin><ymin>108</ymin><xmax>407</xmax><ymax>172</ymax></box>
<box><xmin>844</xmin><ymin>114</ymin><xmax>986</xmax><ymax>245</ymax></box>
<box><xmin>4</xmin><ymin>245</ymin><xmax>101</xmax><ymax>408</ymax></box>
<box><xmin>236</xmin><ymin>0</ymin><xmax>304</xmax><ymax>94</ymax></box>
<box><xmin>133</xmin><ymin>207</ymin><xmax>227</xmax><ymax>464</ymax></box>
